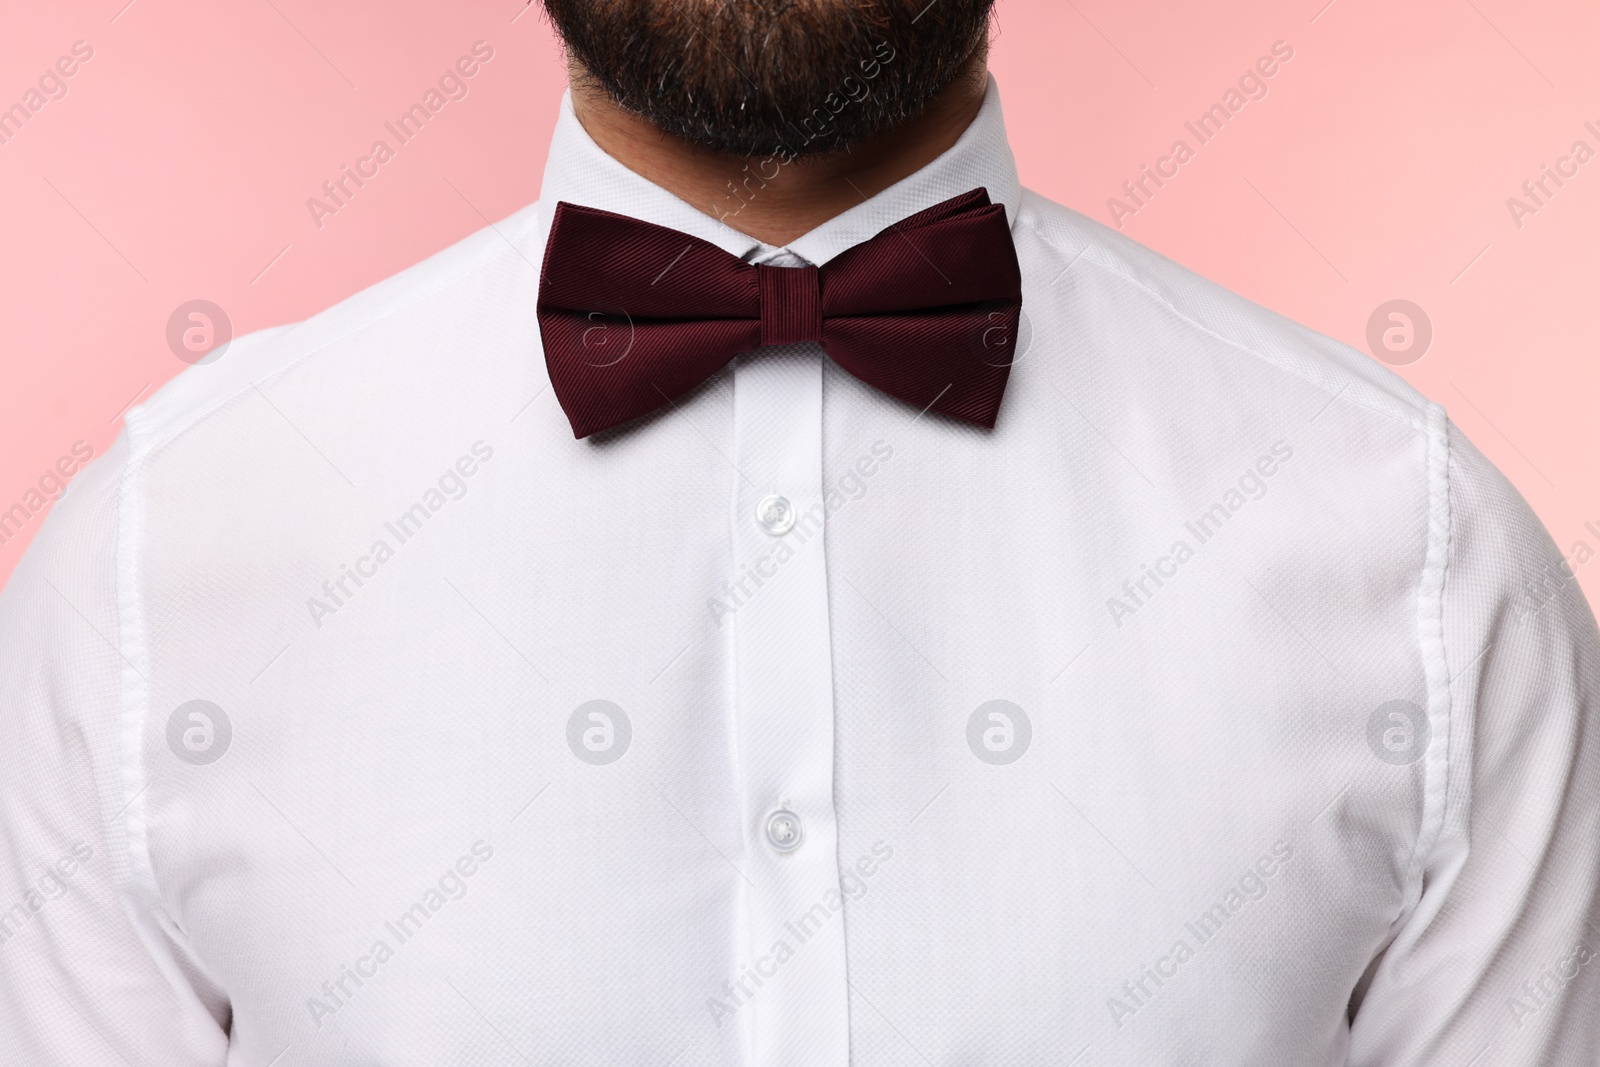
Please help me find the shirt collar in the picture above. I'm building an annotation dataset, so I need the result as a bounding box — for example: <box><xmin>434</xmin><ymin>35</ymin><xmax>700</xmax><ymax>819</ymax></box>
<box><xmin>536</xmin><ymin>74</ymin><xmax>1022</xmax><ymax>268</ymax></box>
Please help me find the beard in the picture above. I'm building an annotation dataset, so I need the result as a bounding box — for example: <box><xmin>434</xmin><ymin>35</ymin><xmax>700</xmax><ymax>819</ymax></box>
<box><xmin>539</xmin><ymin>0</ymin><xmax>996</xmax><ymax>159</ymax></box>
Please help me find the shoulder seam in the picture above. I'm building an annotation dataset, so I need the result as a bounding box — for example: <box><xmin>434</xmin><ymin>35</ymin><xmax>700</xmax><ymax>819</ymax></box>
<box><xmin>113</xmin><ymin>417</ymin><xmax>164</xmax><ymax>920</ymax></box>
<box><xmin>1403</xmin><ymin>402</ymin><xmax>1454</xmax><ymax>917</ymax></box>
<box><xmin>1014</xmin><ymin>200</ymin><xmax>1427</xmax><ymax>436</ymax></box>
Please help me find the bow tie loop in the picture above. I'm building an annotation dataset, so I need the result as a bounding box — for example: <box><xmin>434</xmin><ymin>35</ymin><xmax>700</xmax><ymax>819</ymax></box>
<box><xmin>758</xmin><ymin>264</ymin><xmax>823</xmax><ymax>348</ymax></box>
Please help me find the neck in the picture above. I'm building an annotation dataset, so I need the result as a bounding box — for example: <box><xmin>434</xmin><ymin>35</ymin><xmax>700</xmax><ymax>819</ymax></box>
<box><xmin>567</xmin><ymin>57</ymin><xmax>990</xmax><ymax>247</ymax></box>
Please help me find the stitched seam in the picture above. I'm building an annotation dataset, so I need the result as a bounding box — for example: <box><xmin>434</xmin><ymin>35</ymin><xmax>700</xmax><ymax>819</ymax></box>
<box><xmin>107</xmin><ymin>205</ymin><xmax>542</xmax><ymax>913</ymax></box>
<box><xmin>1399</xmin><ymin>402</ymin><xmax>1454</xmax><ymax>921</ymax></box>
<box><xmin>1017</xmin><ymin>192</ymin><xmax>1450</xmax><ymax>923</ymax></box>
<box><xmin>114</xmin><ymin>410</ymin><xmax>164</xmax><ymax>920</ymax></box>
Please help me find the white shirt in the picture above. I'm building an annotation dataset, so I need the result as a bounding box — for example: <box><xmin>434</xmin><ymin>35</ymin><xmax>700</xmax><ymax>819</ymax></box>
<box><xmin>3</xmin><ymin>76</ymin><xmax>1598</xmax><ymax>1066</ymax></box>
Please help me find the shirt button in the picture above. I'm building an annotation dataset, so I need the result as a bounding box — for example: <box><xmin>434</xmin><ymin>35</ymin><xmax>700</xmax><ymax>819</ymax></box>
<box><xmin>764</xmin><ymin>809</ymin><xmax>803</xmax><ymax>853</ymax></box>
<box><xmin>756</xmin><ymin>494</ymin><xmax>796</xmax><ymax>536</ymax></box>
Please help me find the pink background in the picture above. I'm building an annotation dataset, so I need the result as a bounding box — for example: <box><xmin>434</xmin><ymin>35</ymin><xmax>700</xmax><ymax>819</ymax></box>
<box><xmin>2</xmin><ymin>1</ymin><xmax>1597</xmax><ymax>599</ymax></box>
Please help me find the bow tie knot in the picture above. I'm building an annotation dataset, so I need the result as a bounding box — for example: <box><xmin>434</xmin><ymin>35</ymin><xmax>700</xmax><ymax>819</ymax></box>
<box><xmin>758</xmin><ymin>264</ymin><xmax>823</xmax><ymax>347</ymax></box>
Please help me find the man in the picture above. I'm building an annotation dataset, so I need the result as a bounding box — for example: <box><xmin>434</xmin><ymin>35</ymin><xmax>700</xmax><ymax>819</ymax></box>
<box><xmin>2</xmin><ymin>1</ymin><xmax>1596</xmax><ymax>1063</ymax></box>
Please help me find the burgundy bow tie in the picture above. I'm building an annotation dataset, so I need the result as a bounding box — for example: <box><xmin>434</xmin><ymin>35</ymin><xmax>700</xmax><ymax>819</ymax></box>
<box><xmin>536</xmin><ymin>188</ymin><xmax>1024</xmax><ymax>439</ymax></box>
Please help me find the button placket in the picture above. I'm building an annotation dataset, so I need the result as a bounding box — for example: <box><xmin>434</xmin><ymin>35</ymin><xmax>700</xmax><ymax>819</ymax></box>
<box><xmin>727</xmin><ymin>329</ymin><xmax>850</xmax><ymax>1067</ymax></box>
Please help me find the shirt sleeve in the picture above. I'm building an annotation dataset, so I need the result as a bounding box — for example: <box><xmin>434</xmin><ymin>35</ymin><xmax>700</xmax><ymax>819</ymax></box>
<box><xmin>1347</xmin><ymin>417</ymin><xmax>1600</xmax><ymax>1064</ymax></box>
<box><xmin>0</xmin><ymin>434</ymin><xmax>229</xmax><ymax>1065</ymax></box>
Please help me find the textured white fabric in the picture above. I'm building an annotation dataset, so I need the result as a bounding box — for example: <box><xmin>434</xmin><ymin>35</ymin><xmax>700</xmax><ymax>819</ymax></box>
<box><xmin>3</xmin><ymin>77</ymin><xmax>1599</xmax><ymax>1066</ymax></box>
